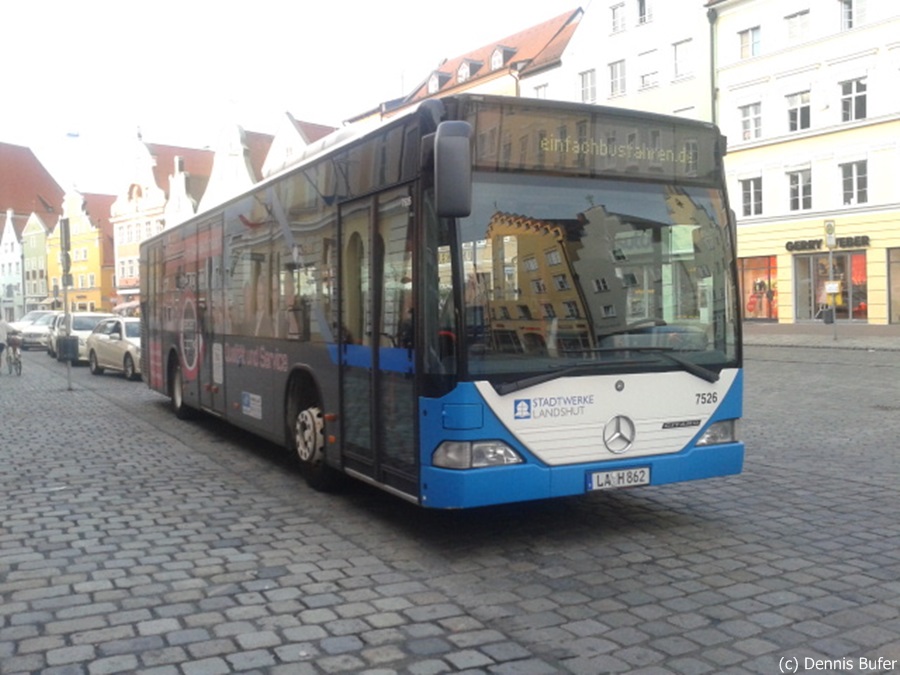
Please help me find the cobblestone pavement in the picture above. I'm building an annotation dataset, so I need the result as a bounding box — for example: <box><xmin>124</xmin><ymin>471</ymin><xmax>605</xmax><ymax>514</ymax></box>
<box><xmin>1</xmin><ymin>342</ymin><xmax>900</xmax><ymax>674</ymax></box>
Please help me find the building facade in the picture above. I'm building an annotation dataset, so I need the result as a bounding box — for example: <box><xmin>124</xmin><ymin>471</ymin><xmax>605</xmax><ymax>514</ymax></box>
<box><xmin>712</xmin><ymin>0</ymin><xmax>900</xmax><ymax>324</ymax></box>
<box><xmin>47</xmin><ymin>191</ymin><xmax>116</xmax><ymax>313</ymax></box>
<box><xmin>527</xmin><ymin>0</ymin><xmax>713</xmax><ymax>121</ymax></box>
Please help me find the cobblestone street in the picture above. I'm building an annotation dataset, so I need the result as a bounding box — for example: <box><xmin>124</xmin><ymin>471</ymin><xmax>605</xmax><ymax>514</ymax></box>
<box><xmin>1</xmin><ymin>336</ymin><xmax>900</xmax><ymax>674</ymax></box>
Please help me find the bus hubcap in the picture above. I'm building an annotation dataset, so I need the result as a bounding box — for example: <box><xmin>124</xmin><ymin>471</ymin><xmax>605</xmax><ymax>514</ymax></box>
<box><xmin>295</xmin><ymin>407</ymin><xmax>324</xmax><ymax>464</ymax></box>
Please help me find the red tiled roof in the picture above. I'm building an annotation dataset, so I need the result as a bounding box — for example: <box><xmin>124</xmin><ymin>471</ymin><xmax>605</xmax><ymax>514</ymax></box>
<box><xmin>0</xmin><ymin>142</ymin><xmax>64</xmax><ymax>236</ymax></box>
<box><xmin>290</xmin><ymin>117</ymin><xmax>337</xmax><ymax>145</ymax></box>
<box><xmin>146</xmin><ymin>143</ymin><xmax>214</xmax><ymax>197</ymax></box>
<box><xmin>404</xmin><ymin>8</ymin><xmax>583</xmax><ymax>104</ymax></box>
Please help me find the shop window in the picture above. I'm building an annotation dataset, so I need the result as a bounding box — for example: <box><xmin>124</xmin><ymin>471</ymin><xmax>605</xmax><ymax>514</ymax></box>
<box><xmin>795</xmin><ymin>252</ymin><xmax>867</xmax><ymax>322</ymax></box>
<box><xmin>739</xmin><ymin>256</ymin><xmax>777</xmax><ymax>320</ymax></box>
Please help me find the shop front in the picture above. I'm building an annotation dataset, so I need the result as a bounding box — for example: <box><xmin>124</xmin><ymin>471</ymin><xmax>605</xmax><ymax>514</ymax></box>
<box><xmin>737</xmin><ymin>215</ymin><xmax>899</xmax><ymax>325</ymax></box>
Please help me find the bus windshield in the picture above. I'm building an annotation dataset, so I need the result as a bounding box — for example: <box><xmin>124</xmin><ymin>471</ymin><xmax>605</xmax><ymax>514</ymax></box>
<box><xmin>443</xmin><ymin>172</ymin><xmax>738</xmax><ymax>384</ymax></box>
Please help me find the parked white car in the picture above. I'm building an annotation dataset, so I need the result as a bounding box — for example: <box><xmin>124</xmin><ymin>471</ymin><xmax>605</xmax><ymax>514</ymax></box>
<box><xmin>86</xmin><ymin>317</ymin><xmax>142</xmax><ymax>380</ymax></box>
<box><xmin>56</xmin><ymin>312</ymin><xmax>116</xmax><ymax>364</ymax></box>
<box><xmin>19</xmin><ymin>311</ymin><xmax>61</xmax><ymax>350</ymax></box>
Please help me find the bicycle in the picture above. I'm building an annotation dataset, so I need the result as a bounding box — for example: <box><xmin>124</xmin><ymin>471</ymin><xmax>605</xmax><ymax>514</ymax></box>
<box><xmin>6</xmin><ymin>333</ymin><xmax>22</xmax><ymax>376</ymax></box>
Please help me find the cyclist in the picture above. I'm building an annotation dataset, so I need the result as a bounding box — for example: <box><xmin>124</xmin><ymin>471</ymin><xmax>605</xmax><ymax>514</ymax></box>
<box><xmin>0</xmin><ymin>317</ymin><xmax>12</xmax><ymax>373</ymax></box>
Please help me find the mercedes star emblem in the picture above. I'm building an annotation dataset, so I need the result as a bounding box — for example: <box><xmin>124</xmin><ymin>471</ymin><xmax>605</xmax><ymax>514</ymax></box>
<box><xmin>603</xmin><ymin>415</ymin><xmax>636</xmax><ymax>454</ymax></box>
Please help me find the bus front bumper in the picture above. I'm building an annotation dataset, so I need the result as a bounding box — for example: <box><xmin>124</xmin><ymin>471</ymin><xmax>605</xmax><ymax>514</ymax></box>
<box><xmin>419</xmin><ymin>442</ymin><xmax>744</xmax><ymax>509</ymax></box>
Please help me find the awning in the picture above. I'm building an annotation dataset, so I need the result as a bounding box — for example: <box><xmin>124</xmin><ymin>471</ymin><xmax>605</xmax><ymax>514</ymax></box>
<box><xmin>38</xmin><ymin>297</ymin><xmax>56</xmax><ymax>306</ymax></box>
<box><xmin>114</xmin><ymin>300</ymin><xmax>140</xmax><ymax>314</ymax></box>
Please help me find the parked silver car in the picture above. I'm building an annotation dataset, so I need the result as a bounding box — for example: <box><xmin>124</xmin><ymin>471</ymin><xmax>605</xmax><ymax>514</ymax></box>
<box><xmin>86</xmin><ymin>317</ymin><xmax>142</xmax><ymax>380</ymax></box>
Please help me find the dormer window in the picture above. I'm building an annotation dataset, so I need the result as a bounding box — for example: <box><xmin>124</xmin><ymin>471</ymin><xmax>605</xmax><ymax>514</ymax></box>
<box><xmin>428</xmin><ymin>71</ymin><xmax>450</xmax><ymax>94</ymax></box>
<box><xmin>491</xmin><ymin>46</ymin><xmax>515</xmax><ymax>71</ymax></box>
<box><xmin>456</xmin><ymin>60</ymin><xmax>482</xmax><ymax>83</ymax></box>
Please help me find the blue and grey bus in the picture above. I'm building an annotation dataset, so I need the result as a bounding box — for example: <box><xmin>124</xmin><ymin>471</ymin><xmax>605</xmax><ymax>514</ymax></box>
<box><xmin>140</xmin><ymin>94</ymin><xmax>743</xmax><ymax>508</ymax></box>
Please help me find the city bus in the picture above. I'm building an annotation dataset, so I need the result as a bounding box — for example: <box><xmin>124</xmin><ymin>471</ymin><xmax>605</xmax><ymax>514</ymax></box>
<box><xmin>140</xmin><ymin>94</ymin><xmax>743</xmax><ymax>509</ymax></box>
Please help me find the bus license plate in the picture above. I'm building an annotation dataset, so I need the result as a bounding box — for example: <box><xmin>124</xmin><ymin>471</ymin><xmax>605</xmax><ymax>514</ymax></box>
<box><xmin>588</xmin><ymin>467</ymin><xmax>651</xmax><ymax>491</ymax></box>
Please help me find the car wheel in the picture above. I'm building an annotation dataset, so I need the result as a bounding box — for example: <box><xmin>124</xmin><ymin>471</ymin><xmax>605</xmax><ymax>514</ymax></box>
<box><xmin>89</xmin><ymin>351</ymin><xmax>104</xmax><ymax>375</ymax></box>
<box><xmin>123</xmin><ymin>354</ymin><xmax>138</xmax><ymax>381</ymax></box>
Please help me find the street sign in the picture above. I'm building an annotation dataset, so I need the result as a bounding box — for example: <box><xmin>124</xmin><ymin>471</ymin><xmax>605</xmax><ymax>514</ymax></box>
<box><xmin>824</xmin><ymin>220</ymin><xmax>836</xmax><ymax>249</ymax></box>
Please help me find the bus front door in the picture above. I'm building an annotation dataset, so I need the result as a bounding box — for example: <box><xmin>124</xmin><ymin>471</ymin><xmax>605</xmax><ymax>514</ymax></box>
<box><xmin>339</xmin><ymin>191</ymin><xmax>418</xmax><ymax>499</ymax></box>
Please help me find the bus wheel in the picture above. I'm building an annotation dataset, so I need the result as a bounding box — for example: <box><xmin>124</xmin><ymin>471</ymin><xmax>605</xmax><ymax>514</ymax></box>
<box><xmin>170</xmin><ymin>358</ymin><xmax>194</xmax><ymax>420</ymax></box>
<box><xmin>288</xmin><ymin>401</ymin><xmax>340</xmax><ymax>491</ymax></box>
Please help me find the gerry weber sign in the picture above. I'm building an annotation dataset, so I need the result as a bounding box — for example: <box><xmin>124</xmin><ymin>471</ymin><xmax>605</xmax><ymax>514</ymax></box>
<box><xmin>785</xmin><ymin>235</ymin><xmax>871</xmax><ymax>252</ymax></box>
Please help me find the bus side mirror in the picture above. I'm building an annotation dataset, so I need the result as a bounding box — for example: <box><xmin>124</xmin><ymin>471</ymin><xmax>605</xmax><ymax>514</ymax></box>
<box><xmin>434</xmin><ymin>121</ymin><xmax>473</xmax><ymax>218</ymax></box>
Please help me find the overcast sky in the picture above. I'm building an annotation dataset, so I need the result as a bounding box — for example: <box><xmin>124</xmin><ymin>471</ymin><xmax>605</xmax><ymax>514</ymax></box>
<box><xmin>1</xmin><ymin>0</ymin><xmax>582</xmax><ymax>192</ymax></box>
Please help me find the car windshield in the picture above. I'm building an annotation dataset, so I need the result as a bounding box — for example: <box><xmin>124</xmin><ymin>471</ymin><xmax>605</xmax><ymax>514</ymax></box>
<box><xmin>434</xmin><ymin>172</ymin><xmax>739</xmax><ymax>384</ymax></box>
<box><xmin>35</xmin><ymin>314</ymin><xmax>56</xmax><ymax>326</ymax></box>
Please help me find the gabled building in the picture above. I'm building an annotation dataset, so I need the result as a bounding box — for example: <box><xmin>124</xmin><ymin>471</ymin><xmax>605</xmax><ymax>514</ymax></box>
<box><xmin>261</xmin><ymin>114</ymin><xmax>336</xmax><ymax>179</ymax></box>
<box><xmin>47</xmin><ymin>190</ymin><xmax>116</xmax><ymax>312</ymax></box>
<box><xmin>21</xmin><ymin>212</ymin><xmax>55</xmax><ymax>312</ymax></box>
<box><xmin>0</xmin><ymin>142</ymin><xmax>63</xmax><ymax>319</ymax></box>
<box><xmin>197</xmin><ymin>127</ymin><xmax>274</xmax><ymax>212</ymax></box>
<box><xmin>110</xmin><ymin>137</ymin><xmax>214</xmax><ymax>309</ymax></box>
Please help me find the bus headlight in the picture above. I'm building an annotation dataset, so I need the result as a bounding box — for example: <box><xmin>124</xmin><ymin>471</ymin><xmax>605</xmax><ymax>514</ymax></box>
<box><xmin>433</xmin><ymin>441</ymin><xmax>523</xmax><ymax>469</ymax></box>
<box><xmin>695</xmin><ymin>420</ymin><xmax>737</xmax><ymax>446</ymax></box>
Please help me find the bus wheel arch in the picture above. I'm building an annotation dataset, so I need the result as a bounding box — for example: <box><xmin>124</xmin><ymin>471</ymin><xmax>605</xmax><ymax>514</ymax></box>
<box><xmin>285</xmin><ymin>368</ymin><xmax>341</xmax><ymax>491</ymax></box>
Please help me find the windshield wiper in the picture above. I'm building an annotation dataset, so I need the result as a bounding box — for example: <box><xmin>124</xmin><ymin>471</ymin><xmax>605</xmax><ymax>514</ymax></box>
<box><xmin>492</xmin><ymin>348</ymin><xmax>719</xmax><ymax>396</ymax></box>
<box><xmin>623</xmin><ymin>347</ymin><xmax>720</xmax><ymax>383</ymax></box>
<box><xmin>494</xmin><ymin>364</ymin><xmax>607</xmax><ymax>396</ymax></box>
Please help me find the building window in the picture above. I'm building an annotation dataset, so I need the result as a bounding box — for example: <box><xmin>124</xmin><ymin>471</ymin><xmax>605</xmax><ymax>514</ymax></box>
<box><xmin>788</xmin><ymin>169</ymin><xmax>812</xmax><ymax>211</ymax></box>
<box><xmin>739</xmin><ymin>27</ymin><xmax>761</xmax><ymax>59</ymax></box>
<box><xmin>580</xmin><ymin>70</ymin><xmax>596</xmax><ymax>103</ymax></box>
<box><xmin>553</xmin><ymin>274</ymin><xmax>571</xmax><ymax>291</ymax></box>
<box><xmin>841</xmin><ymin>78</ymin><xmax>867</xmax><ymax>121</ymax></box>
<box><xmin>639</xmin><ymin>50</ymin><xmax>658</xmax><ymax>88</ymax></box>
<box><xmin>457</xmin><ymin>63</ymin><xmax>470</xmax><ymax>83</ymax></box>
<box><xmin>840</xmin><ymin>160</ymin><xmax>868</xmax><ymax>205</ymax></box>
<box><xmin>611</xmin><ymin>3</ymin><xmax>626</xmax><ymax>32</ymax></box>
<box><xmin>545</xmin><ymin>249</ymin><xmax>562</xmax><ymax>266</ymax></box>
<box><xmin>739</xmin><ymin>103</ymin><xmax>762</xmax><ymax>140</ymax></box>
<box><xmin>840</xmin><ymin>0</ymin><xmax>865</xmax><ymax>29</ymax></box>
<box><xmin>787</xmin><ymin>91</ymin><xmax>810</xmax><ymax>131</ymax></box>
<box><xmin>673</xmin><ymin>39</ymin><xmax>693</xmax><ymax>79</ymax></box>
<box><xmin>740</xmin><ymin>177</ymin><xmax>763</xmax><ymax>216</ymax></box>
<box><xmin>609</xmin><ymin>60</ymin><xmax>626</xmax><ymax>96</ymax></box>
<box><xmin>786</xmin><ymin>10</ymin><xmax>809</xmax><ymax>42</ymax></box>
<box><xmin>637</xmin><ymin>0</ymin><xmax>652</xmax><ymax>24</ymax></box>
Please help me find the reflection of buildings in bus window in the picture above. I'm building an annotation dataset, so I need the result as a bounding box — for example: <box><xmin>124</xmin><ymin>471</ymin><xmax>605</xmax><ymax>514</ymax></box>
<box><xmin>485</xmin><ymin>212</ymin><xmax>588</xmax><ymax>356</ymax></box>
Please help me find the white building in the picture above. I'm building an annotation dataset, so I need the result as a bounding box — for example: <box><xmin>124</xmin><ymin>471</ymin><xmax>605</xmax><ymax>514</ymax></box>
<box><xmin>711</xmin><ymin>0</ymin><xmax>900</xmax><ymax>324</ymax></box>
<box><xmin>521</xmin><ymin>0</ymin><xmax>713</xmax><ymax>121</ymax></box>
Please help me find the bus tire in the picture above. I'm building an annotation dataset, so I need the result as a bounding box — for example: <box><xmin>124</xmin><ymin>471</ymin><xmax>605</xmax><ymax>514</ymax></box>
<box><xmin>286</xmin><ymin>382</ymin><xmax>340</xmax><ymax>492</ymax></box>
<box><xmin>169</xmin><ymin>356</ymin><xmax>195</xmax><ymax>420</ymax></box>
